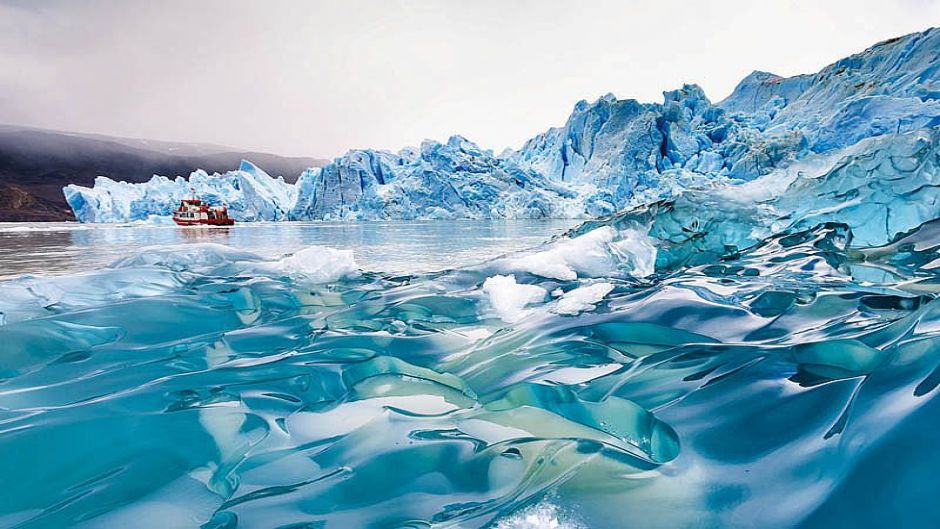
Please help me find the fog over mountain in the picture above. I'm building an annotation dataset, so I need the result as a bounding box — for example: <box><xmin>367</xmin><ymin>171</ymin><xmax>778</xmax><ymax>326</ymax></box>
<box><xmin>0</xmin><ymin>125</ymin><xmax>325</xmax><ymax>221</ymax></box>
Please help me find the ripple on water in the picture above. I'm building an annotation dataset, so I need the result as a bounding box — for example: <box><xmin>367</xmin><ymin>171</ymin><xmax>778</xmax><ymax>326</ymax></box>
<box><xmin>4</xmin><ymin>209</ymin><xmax>940</xmax><ymax>527</ymax></box>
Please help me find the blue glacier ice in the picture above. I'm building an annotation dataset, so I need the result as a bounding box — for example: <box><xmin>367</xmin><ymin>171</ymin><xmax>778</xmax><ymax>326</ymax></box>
<box><xmin>64</xmin><ymin>28</ymin><xmax>940</xmax><ymax>223</ymax></box>
<box><xmin>288</xmin><ymin>135</ymin><xmax>586</xmax><ymax>220</ymax></box>
<box><xmin>64</xmin><ymin>160</ymin><xmax>296</xmax><ymax>223</ymax></box>
<box><xmin>512</xmin><ymin>28</ymin><xmax>940</xmax><ymax>207</ymax></box>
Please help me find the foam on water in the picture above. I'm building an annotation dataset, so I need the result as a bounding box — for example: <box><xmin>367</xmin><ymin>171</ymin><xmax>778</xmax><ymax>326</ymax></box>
<box><xmin>494</xmin><ymin>500</ymin><xmax>585</xmax><ymax>529</ymax></box>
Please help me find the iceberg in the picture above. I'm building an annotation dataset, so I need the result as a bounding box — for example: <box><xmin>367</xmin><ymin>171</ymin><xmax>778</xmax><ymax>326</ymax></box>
<box><xmin>552</xmin><ymin>282</ymin><xmax>615</xmax><ymax>316</ymax></box>
<box><xmin>492</xmin><ymin>225</ymin><xmax>657</xmax><ymax>281</ymax></box>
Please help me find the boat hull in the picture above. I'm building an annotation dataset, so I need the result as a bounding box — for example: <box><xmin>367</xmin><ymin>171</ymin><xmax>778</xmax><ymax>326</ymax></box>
<box><xmin>172</xmin><ymin>217</ymin><xmax>235</xmax><ymax>226</ymax></box>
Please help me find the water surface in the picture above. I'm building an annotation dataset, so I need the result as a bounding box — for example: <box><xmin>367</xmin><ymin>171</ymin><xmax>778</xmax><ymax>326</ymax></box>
<box><xmin>0</xmin><ymin>220</ymin><xmax>575</xmax><ymax>279</ymax></box>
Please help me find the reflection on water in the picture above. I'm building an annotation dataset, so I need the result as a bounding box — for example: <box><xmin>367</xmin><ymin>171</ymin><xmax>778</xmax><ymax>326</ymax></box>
<box><xmin>0</xmin><ymin>220</ymin><xmax>575</xmax><ymax>279</ymax></box>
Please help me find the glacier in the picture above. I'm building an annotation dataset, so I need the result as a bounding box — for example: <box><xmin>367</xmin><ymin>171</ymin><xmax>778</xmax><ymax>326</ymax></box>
<box><xmin>64</xmin><ymin>27</ymin><xmax>940</xmax><ymax>225</ymax></box>
<box><xmin>288</xmin><ymin>135</ymin><xmax>588</xmax><ymax>220</ymax></box>
<box><xmin>65</xmin><ymin>137</ymin><xmax>592</xmax><ymax>223</ymax></box>
<box><xmin>512</xmin><ymin>27</ymin><xmax>940</xmax><ymax>203</ymax></box>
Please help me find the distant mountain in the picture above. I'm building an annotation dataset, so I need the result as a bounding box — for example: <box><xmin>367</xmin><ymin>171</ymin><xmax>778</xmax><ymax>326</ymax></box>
<box><xmin>0</xmin><ymin>125</ymin><xmax>327</xmax><ymax>221</ymax></box>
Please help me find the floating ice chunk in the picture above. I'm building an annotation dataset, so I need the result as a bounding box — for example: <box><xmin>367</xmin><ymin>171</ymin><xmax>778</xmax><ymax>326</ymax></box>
<box><xmin>553</xmin><ymin>282</ymin><xmax>615</xmax><ymax>315</ymax></box>
<box><xmin>108</xmin><ymin>244</ymin><xmax>253</xmax><ymax>272</ymax></box>
<box><xmin>109</xmin><ymin>243</ymin><xmax>262</xmax><ymax>273</ymax></box>
<box><xmin>505</xmin><ymin>227</ymin><xmax>656</xmax><ymax>280</ymax></box>
<box><xmin>506</xmin><ymin>228</ymin><xmax>617</xmax><ymax>280</ymax></box>
<box><xmin>108</xmin><ymin>243</ymin><xmax>358</xmax><ymax>284</ymax></box>
<box><xmin>275</xmin><ymin>246</ymin><xmax>360</xmax><ymax>283</ymax></box>
<box><xmin>482</xmin><ymin>275</ymin><xmax>547</xmax><ymax>323</ymax></box>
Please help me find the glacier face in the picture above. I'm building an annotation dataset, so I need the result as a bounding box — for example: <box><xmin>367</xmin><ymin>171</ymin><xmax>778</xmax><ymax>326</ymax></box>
<box><xmin>289</xmin><ymin>135</ymin><xmax>589</xmax><ymax>221</ymax></box>
<box><xmin>64</xmin><ymin>160</ymin><xmax>296</xmax><ymax>223</ymax></box>
<box><xmin>67</xmin><ymin>137</ymin><xmax>593</xmax><ymax>223</ymax></box>
<box><xmin>721</xmin><ymin>29</ymin><xmax>940</xmax><ymax>152</ymax></box>
<box><xmin>64</xmin><ymin>28</ymin><xmax>940</xmax><ymax>223</ymax></box>
<box><xmin>512</xmin><ymin>28</ymin><xmax>940</xmax><ymax>207</ymax></box>
<box><xmin>568</xmin><ymin>128</ymin><xmax>940</xmax><ymax>271</ymax></box>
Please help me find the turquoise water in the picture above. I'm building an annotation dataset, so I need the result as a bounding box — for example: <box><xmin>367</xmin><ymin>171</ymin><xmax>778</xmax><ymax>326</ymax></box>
<box><xmin>5</xmin><ymin>140</ymin><xmax>940</xmax><ymax>529</ymax></box>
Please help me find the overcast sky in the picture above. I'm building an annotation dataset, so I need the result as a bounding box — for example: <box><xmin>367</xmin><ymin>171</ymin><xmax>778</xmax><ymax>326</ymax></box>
<box><xmin>0</xmin><ymin>0</ymin><xmax>937</xmax><ymax>158</ymax></box>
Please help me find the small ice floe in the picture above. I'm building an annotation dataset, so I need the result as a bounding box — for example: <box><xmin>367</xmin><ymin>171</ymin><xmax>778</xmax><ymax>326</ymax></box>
<box><xmin>482</xmin><ymin>274</ymin><xmax>547</xmax><ymax>323</ymax></box>
<box><xmin>503</xmin><ymin>226</ymin><xmax>656</xmax><ymax>281</ymax></box>
<box><xmin>552</xmin><ymin>282</ymin><xmax>615</xmax><ymax>316</ymax></box>
<box><xmin>275</xmin><ymin>245</ymin><xmax>359</xmax><ymax>283</ymax></box>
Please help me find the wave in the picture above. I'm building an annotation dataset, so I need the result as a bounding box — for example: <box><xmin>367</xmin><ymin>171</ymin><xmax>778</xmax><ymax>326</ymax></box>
<box><xmin>4</xmin><ymin>131</ymin><xmax>940</xmax><ymax>527</ymax></box>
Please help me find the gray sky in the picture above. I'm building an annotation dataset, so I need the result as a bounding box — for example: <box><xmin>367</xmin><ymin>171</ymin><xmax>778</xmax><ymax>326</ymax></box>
<box><xmin>0</xmin><ymin>0</ymin><xmax>937</xmax><ymax>158</ymax></box>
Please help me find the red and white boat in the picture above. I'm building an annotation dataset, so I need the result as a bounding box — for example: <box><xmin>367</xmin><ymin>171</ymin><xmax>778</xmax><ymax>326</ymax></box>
<box><xmin>172</xmin><ymin>195</ymin><xmax>235</xmax><ymax>226</ymax></box>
